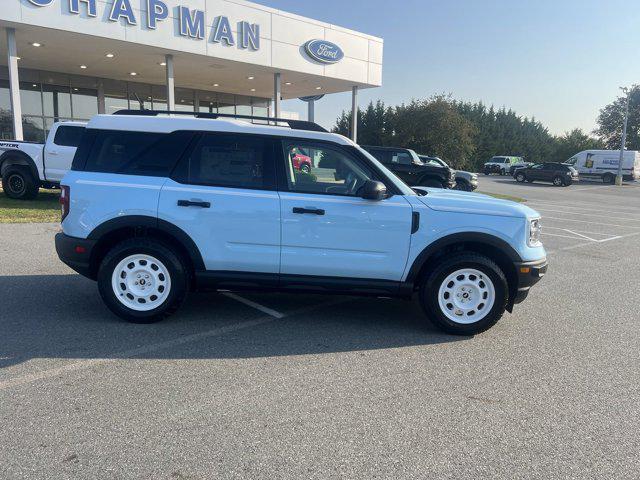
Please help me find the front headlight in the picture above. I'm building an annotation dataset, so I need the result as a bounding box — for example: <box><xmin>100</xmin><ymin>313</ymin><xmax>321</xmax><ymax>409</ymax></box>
<box><xmin>528</xmin><ymin>218</ymin><xmax>542</xmax><ymax>247</ymax></box>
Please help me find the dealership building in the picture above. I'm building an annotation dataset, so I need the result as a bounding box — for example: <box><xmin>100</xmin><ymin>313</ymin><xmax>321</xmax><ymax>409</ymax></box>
<box><xmin>0</xmin><ymin>0</ymin><xmax>383</xmax><ymax>142</ymax></box>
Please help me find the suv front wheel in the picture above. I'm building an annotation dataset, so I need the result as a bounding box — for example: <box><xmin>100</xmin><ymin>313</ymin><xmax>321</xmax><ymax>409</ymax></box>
<box><xmin>419</xmin><ymin>253</ymin><xmax>508</xmax><ymax>335</ymax></box>
<box><xmin>97</xmin><ymin>238</ymin><xmax>189</xmax><ymax>323</ymax></box>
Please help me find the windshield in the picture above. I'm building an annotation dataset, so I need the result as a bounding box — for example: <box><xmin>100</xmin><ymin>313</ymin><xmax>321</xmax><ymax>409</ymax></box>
<box><xmin>356</xmin><ymin>146</ymin><xmax>416</xmax><ymax>196</ymax></box>
<box><xmin>422</xmin><ymin>156</ymin><xmax>448</xmax><ymax>168</ymax></box>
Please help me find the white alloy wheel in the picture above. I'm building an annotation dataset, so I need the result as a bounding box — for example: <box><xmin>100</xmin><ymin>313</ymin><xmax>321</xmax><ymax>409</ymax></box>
<box><xmin>111</xmin><ymin>254</ymin><xmax>172</xmax><ymax>312</ymax></box>
<box><xmin>437</xmin><ymin>268</ymin><xmax>495</xmax><ymax>324</ymax></box>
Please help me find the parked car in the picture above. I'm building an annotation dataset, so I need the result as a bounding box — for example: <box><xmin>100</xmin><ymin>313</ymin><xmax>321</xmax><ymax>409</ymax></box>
<box><xmin>565</xmin><ymin>150</ymin><xmax>640</xmax><ymax>183</ymax></box>
<box><xmin>514</xmin><ymin>162</ymin><xmax>579</xmax><ymax>186</ymax></box>
<box><xmin>0</xmin><ymin>122</ymin><xmax>86</xmax><ymax>199</ymax></box>
<box><xmin>289</xmin><ymin>147</ymin><xmax>312</xmax><ymax>173</ymax></box>
<box><xmin>56</xmin><ymin>110</ymin><xmax>547</xmax><ymax>335</ymax></box>
<box><xmin>509</xmin><ymin>161</ymin><xmax>534</xmax><ymax>176</ymax></box>
<box><xmin>483</xmin><ymin>156</ymin><xmax>523</xmax><ymax>175</ymax></box>
<box><xmin>361</xmin><ymin>146</ymin><xmax>456</xmax><ymax>189</ymax></box>
<box><xmin>419</xmin><ymin>155</ymin><xmax>478</xmax><ymax>191</ymax></box>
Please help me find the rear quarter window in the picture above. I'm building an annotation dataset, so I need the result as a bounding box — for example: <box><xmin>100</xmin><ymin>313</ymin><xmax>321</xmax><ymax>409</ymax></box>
<box><xmin>77</xmin><ymin>130</ymin><xmax>194</xmax><ymax>177</ymax></box>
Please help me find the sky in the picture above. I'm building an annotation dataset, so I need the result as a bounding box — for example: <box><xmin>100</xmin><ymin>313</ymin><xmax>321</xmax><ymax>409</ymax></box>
<box><xmin>268</xmin><ymin>0</ymin><xmax>640</xmax><ymax>136</ymax></box>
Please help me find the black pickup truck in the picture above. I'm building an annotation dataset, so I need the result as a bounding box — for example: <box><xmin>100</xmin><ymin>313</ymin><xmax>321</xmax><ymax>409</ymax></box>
<box><xmin>361</xmin><ymin>146</ymin><xmax>456</xmax><ymax>189</ymax></box>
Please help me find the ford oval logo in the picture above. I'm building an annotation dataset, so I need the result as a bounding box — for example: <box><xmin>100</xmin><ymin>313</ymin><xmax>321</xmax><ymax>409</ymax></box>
<box><xmin>304</xmin><ymin>39</ymin><xmax>344</xmax><ymax>64</ymax></box>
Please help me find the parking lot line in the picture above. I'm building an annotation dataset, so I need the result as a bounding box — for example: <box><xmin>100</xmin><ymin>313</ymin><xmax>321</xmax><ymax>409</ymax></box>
<box><xmin>532</xmin><ymin>207</ymin><xmax>640</xmax><ymax>223</ymax></box>
<box><xmin>221</xmin><ymin>292</ymin><xmax>285</xmax><ymax>318</ymax></box>
<box><xmin>0</xmin><ymin>297</ymin><xmax>348</xmax><ymax>392</ymax></box>
<box><xmin>528</xmin><ymin>200</ymin><xmax>640</xmax><ymax>216</ymax></box>
<box><xmin>542</xmin><ymin>216</ymin><xmax>640</xmax><ymax>229</ymax></box>
<box><xmin>546</xmin><ymin>231</ymin><xmax>640</xmax><ymax>254</ymax></box>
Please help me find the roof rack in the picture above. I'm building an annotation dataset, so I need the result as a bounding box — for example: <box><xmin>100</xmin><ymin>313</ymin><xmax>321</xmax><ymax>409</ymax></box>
<box><xmin>112</xmin><ymin>109</ymin><xmax>328</xmax><ymax>133</ymax></box>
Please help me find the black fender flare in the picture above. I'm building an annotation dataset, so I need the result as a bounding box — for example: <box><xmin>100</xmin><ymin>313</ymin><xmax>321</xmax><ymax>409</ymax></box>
<box><xmin>87</xmin><ymin>215</ymin><xmax>205</xmax><ymax>271</ymax></box>
<box><xmin>0</xmin><ymin>150</ymin><xmax>40</xmax><ymax>181</ymax></box>
<box><xmin>405</xmin><ymin>232</ymin><xmax>523</xmax><ymax>284</ymax></box>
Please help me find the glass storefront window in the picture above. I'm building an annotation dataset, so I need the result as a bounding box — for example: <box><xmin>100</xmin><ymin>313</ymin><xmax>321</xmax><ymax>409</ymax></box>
<box><xmin>72</xmin><ymin>87</ymin><xmax>98</xmax><ymax>119</ymax></box>
<box><xmin>20</xmin><ymin>82</ymin><xmax>43</xmax><ymax>116</ymax></box>
<box><xmin>252</xmin><ymin>98</ymin><xmax>269</xmax><ymax>117</ymax></box>
<box><xmin>175</xmin><ymin>88</ymin><xmax>194</xmax><ymax>112</ymax></box>
<box><xmin>0</xmin><ymin>67</ymin><xmax>272</xmax><ymax>139</ymax></box>
<box><xmin>104</xmin><ymin>79</ymin><xmax>129</xmax><ymax>114</ymax></box>
<box><xmin>218</xmin><ymin>93</ymin><xmax>235</xmax><ymax>114</ymax></box>
<box><xmin>22</xmin><ymin>116</ymin><xmax>45</xmax><ymax>142</ymax></box>
<box><xmin>151</xmin><ymin>85</ymin><xmax>167</xmax><ymax>111</ymax></box>
<box><xmin>236</xmin><ymin>95</ymin><xmax>252</xmax><ymax>116</ymax></box>
<box><xmin>128</xmin><ymin>82</ymin><xmax>152</xmax><ymax>111</ymax></box>
<box><xmin>43</xmin><ymin>83</ymin><xmax>72</xmax><ymax>119</ymax></box>
<box><xmin>0</xmin><ymin>79</ymin><xmax>12</xmax><ymax>139</ymax></box>
<box><xmin>70</xmin><ymin>76</ymin><xmax>99</xmax><ymax>119</ymax></box>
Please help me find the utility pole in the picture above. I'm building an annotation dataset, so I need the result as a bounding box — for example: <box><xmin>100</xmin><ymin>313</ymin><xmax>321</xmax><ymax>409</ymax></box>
<box><xmin>616</xmin><ymin>87</ymin><xmax>630</xmax><ymax>186</ymax></box>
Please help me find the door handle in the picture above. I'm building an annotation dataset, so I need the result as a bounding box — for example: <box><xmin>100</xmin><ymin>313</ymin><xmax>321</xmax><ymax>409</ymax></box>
<box><xmin>48</xmin><ymin>150</ymin><xmax>58</xmax><ymax>156</ymax></box>
<box><xmin>177</xmin><ymin>200</ymin><xmax>211</xmax><ymax>208</ymax></box>
<box><xmin>292</xmin><ymin>207</ymin><xmax>325</xmax><ymax>215</ymax></box>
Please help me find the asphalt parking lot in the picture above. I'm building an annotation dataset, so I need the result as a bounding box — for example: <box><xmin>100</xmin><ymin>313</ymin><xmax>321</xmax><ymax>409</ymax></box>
<box><xmin>1</xmin><ymin>179</ymin><xmax>639</xmax><ymax>479</ymax></box>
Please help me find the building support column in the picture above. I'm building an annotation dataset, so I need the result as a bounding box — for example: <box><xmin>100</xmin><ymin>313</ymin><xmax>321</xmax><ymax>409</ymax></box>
<box><xmin>194</xmin><ymin>91</ymin><xmax>200</xmax><ymax>113</ymax></box>
<box><xmin>6</xmin><ymin>28</ymin><xmax>23</xmax><ymax>140</ymax></box>
<box><xmin>97</xmin><ymin>79</ymin><xmax>106</xmax><ymax>114</ymax></box>
<box><xmin>273</xmin><ymin>73</ymin><xmax>281</xmax><ymax>118</ymax></box>
<box><xmin>165</xmin><ymin>54</ymin><xmax>175</xmax><ymax>111</ymax></box>
<box><xmin>308</xmin><ymin>100</ymin><xmax>315</xmax><ymax>123</ymax></box>
<box><xmin>350</xmin><ymin>86</ymin><xmax>359</xmax><ymax>142</ymax></box>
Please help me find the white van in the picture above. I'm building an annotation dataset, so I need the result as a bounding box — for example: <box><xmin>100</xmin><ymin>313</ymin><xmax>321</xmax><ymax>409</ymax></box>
<box><xmin>566</xmin><ymin>150</ymin><xmax>640</xmax><ymax>183</ymax></box>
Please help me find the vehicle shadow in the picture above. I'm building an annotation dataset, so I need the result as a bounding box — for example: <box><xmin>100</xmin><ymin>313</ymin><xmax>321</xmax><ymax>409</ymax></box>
<box><xmin>0</xmin><ymin>275</ymin><xmax>464</xmax><ymax>369</ymax></box>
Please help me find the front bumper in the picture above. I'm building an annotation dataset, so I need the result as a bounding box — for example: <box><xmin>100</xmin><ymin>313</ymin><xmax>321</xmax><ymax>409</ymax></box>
<box><xmin>512</xmin><ymin>258</ymin><xmax>548</xmax><ymax>304</ymax></box>
<box><xmin>55</xmin><ymin>232</ymin><xmax>97</xmax><ymax>279</ymax></box>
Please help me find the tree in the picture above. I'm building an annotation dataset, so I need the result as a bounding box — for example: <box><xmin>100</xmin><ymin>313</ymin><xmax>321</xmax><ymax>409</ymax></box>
<box><xmin>553</xmin><ymin>129</ymin><xmax>604</xmax><ymax>162</ymax></box>
<box><xmin>391</xmin><ymin>96</ymin><xmax>477</xmax><ymax>170</ymax></box>
<box><xmin>595</xmin><ymin>85</ymin><xmax>640</xmax><ymax>150</ymax></box>
<box><xmin>333</xmin><ymin>100</ymin><xmax>392</xmax><ymax>145</ymax></box>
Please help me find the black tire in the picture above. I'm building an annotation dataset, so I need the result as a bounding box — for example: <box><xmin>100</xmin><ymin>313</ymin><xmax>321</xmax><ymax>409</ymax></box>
<box><xmin>453</xmin><ymin>180</ymin><xmax>471</xmax><ymax>191</ymax></box>
<box><xmin>553</xmin><ymin>175</ymin><xmax>564</xmax><ymax>187</ymax></box>
<box><xmin>500</xmin><ymin>169</ymin><xmax>506</xmax><ymax>176</ymax></box>
<box><xmin>515</xmin><ymin>172</ymin><xmax>526</xmax><ymax>183</ymax></box>
<box><xmin>419</xmin><ymin>252</ymin><xmax>508</xmax><ymax>335</ymax></box>
<box><xmin>483</xmin><ymin>169</ymin><xmax>490</xmax><ymax>175</ymax></box>
<box><xmin>603</xmin><ymin>173</ymin><xmax>615</xmax><ymax>184</ymax></box>
<box><xmin>421</xmin><ymin>178</ymin><xmax>445</xmax><ymax>189</ymax></box>
<box><xmin>2</xmin><ymin>165</ymin><xmax>39</xmax><ymax>200</ymax></box>
<box><xmin>97</xmin><ymin>237</ymin><xmax>190</xmax><ymax>323</ymax></box>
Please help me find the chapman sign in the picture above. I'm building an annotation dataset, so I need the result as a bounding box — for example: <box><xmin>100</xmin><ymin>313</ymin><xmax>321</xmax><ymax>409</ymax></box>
<box><xmin>304</xmin><ymin>39</ymin><xmax>344</xmax><ymax>64</ymax></box>
<box><xmin>26</xmin><ymin>0</ymin><xmax>261</xmax><ymax>51</ymax></box>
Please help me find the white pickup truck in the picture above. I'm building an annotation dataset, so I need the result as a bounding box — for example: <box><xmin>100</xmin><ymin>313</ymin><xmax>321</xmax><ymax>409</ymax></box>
<box><xmin>0</xmin><ymin>121</ymin><xmax>86</xmax><ymax>199</ymax></box>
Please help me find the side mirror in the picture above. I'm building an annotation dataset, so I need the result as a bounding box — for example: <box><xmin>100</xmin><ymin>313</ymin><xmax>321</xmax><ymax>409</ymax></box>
<box><xmin>360</xmin><ymin>180</ymin><xmax>387</xmax><ymax>201</ymax></box>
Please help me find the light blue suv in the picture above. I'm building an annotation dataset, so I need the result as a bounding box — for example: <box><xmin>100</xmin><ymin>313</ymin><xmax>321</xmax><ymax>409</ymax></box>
<box><xmin>55</xmin><ymin>111</ymin><xmax>547</xmax><ymax>335</ymax></box>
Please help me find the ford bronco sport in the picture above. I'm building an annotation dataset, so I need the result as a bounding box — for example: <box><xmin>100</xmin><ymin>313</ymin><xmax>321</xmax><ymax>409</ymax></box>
<box><xmin>55</xmin><ymin>111</ymin><xmax>547</xmax><ymax>335</ymax></box>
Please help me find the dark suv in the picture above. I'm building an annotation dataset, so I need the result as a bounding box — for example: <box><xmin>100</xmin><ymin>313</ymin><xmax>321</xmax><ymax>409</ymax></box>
<box><xmin>514</xmin><ymin>163</ymin><xmax>579</xmax><ymax>186</ymax></box>
<box><xmin>362</xmin><ymin>146</ymin><xmax>456</xmax><ymax>189</ymax></box>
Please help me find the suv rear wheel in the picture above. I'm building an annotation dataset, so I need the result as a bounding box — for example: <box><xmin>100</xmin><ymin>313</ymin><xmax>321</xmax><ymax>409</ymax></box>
<box><xmin>515</xmin><ymin>172</ymin><xmax>526</xmax><ymax>182</ymax></box>
<box><xmin>419</xmin><ymin>253</ymin><xmax>508</xmax><ymax>335</ymax></box>
<box><xmin>2</xmin><ymin>165</ymin><xmax>39</xmax><ymax>200</ymax></box>
<box><xmin>97</xmin><ymin>238</ymin><xmax>189</xmax><ymax>323</ymax></box>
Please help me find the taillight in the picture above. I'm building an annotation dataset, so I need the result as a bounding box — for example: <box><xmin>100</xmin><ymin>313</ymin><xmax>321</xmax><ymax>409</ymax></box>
<box><xmin>60</xmin><ymin>185</ymin><xmax>70</xmax><ymax>222</ymax></box>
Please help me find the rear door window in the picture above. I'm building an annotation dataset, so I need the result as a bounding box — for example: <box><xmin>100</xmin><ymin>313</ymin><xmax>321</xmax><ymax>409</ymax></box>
<box><xmin>53</xmin><ymin>126</ymin><xmax>85</xmax><ymax>147</ymax></box>
<box><xmin>172</xmin><ymin>133</ymin><xmax>277</xmax><ymax>190</ymax></box>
